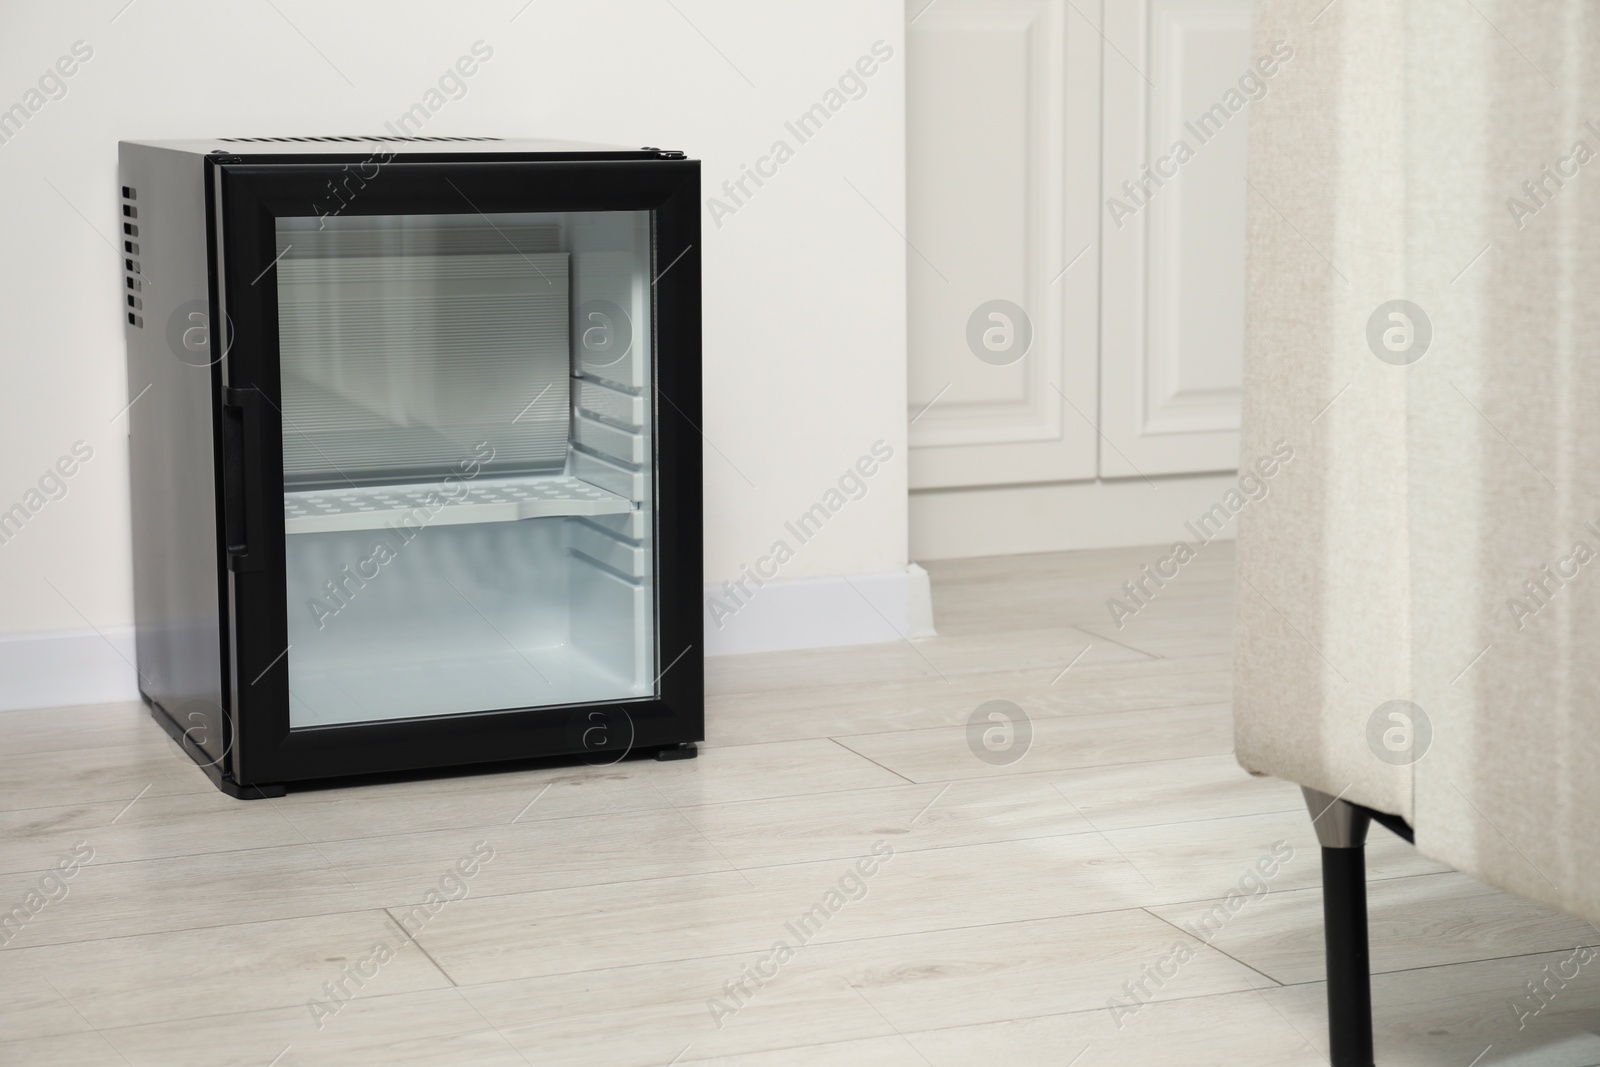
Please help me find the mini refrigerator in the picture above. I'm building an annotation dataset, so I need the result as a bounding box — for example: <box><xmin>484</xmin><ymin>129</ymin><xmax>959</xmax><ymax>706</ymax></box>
<box><xmin>120</xmin><ymin>138</ymin><xmax>702</xmax><ymax>798</ymax></box>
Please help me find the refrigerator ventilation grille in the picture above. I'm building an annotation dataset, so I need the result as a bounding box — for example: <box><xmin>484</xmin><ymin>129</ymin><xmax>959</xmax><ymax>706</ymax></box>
<box><xmin>121</xmin><ymin>186</ymin><xmax>142</xmax><ymax>327</ymax></box>
<box><xmin>217</xmin><ymin>136</ymin><xmax>505</xmax><ymax>143</ymax></box>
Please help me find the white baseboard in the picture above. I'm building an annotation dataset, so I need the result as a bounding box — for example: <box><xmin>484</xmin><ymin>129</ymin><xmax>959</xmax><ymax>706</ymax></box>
<box><xmin>704</xmin><ymin>563</ymin><xmax>936</xmax><ymax>656</ymax></box>
<box><xmin>0</xmin><ymin>625</ymin><xmax>139</xmax><ymax>712</ymax></box>
<box><xmin>911</xmin><ymin>473</ymin><xmax>1241</xmax><ymax>559</ymax></box>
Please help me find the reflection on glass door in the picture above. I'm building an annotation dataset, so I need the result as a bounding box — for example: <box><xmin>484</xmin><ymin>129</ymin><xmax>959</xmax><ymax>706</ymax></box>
<box><xmin>275</xmin><ymin>210</ymin><xmax>654</xmax><ymax>727</ymax></box>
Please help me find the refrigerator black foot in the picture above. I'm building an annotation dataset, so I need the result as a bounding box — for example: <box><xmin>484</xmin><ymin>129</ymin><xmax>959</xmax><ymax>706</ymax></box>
<box><xmin>146</xmin><ymin>699</ymin><xmax>287</xmax><ymax>799</ymax></box>
<box><xmin>219</xmin><ymin>777</ymin><xmax>287</xmax><ymax>800</ymax></box>
<box><xmin>655</xmin><ymin>743</ymin><xmax>698</xmax><ymax>761</ymax></box>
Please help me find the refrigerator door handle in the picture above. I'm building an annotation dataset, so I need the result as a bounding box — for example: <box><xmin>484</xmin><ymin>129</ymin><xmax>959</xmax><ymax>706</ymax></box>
<box><xmin>221</xmin><ymin>386</ymin><xmax>266</xmax><ymax>573</ymax></box>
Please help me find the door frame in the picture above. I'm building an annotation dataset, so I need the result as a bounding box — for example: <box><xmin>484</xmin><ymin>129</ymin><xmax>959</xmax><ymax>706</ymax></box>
<box><xmin>211</xmin><ymin>156</ymin><xmax>703</xmax><ymax>786</ymax></box>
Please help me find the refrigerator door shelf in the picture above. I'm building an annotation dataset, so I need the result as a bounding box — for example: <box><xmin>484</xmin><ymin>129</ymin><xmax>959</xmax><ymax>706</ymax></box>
<box><xmin>283</xmin><ymin>473</ymin><xmax>634</xmax><ymax>535</ymax></box>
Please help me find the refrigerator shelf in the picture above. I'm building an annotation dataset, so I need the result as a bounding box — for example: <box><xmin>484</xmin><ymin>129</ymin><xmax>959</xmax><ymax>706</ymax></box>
<box><xmin>283</xmin><ymin>474</ymin><xmax>634</xmax><ymax>535</ymax></box>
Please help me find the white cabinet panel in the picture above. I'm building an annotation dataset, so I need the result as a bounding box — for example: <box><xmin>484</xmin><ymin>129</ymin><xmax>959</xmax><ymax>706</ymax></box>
<box><xmin>1100</xmin><ymin>0</ymin><xmax>1249</xmax><ymax>476</ymax></box>
<box><xmin>906</xmin><ymin>0</ymin><xmax>1101</xmax><ymax>489</ymax></box>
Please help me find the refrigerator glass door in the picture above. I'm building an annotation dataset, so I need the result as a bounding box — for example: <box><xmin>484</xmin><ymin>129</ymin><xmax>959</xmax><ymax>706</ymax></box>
<box><xmin>274</xmin><ymin>210</ymin><xmax>654</xmax><ymax>727</ymax></box>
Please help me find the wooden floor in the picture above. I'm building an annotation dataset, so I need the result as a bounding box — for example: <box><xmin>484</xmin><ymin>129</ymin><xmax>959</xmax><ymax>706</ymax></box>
<box><xmin>3</xmin><ymin>544</ymin><xmax>1599</xmax><ymax>1066</ymax></box>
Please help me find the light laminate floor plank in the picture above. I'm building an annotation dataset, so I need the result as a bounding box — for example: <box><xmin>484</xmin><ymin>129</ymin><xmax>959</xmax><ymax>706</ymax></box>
<box><xmin>456</xmin><ymin>908</ymin><xmax>1272</xmax><ymax>1064</ymax></box>
<box><xmin>833</xmin><ymin>702</ymin><xmax>1236</xmax><ymax>782</ymax></box>
<box><xmin>1</xmin><ymin>910</ymin><xmax>452</xmax><ymax>1029</ymax></box>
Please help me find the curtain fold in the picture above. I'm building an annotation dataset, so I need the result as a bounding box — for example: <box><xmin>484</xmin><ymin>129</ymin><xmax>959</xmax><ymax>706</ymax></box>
<box><xmin>1235</xmin><ymin>0</ymin><xmax>1600</xmax><ymax>923</ymax></box>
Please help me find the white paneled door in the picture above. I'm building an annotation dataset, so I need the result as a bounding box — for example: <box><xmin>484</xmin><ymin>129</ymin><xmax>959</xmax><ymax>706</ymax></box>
<box><xmin>905</xmin><ymin>0</ymin><xmax>1102</xmax><ymax>489</ymax></box>
<box><xmin>1099</xmin><ymin>0</ymin><xmax>1251</xmax><ymax>476</ymax></box>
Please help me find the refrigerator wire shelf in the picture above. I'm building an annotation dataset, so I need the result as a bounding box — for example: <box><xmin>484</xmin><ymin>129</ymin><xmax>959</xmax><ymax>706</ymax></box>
<box><xmin>283</xmin><ymin>474</ymin><xmax>634</xmax><ymax>534</ymax></box>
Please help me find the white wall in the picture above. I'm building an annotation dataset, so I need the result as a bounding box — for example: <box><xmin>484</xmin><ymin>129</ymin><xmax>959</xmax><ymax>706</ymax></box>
<box><xmin>0</xmin><ymin>1</ymin><xmax>909</xmax><ymax>694</ymax></box>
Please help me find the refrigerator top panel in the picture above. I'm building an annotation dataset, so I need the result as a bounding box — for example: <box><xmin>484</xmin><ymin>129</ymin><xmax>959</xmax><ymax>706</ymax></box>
<box><xmin>121</xmin><ymin>137</ymin><xmax>686</xmax><ymax>161</ymax></box>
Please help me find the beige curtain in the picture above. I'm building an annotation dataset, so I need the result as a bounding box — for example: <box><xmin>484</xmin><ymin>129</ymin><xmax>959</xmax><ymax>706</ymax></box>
<box><xmin>1235</xmin><ymin>0</ymin><xmax>1600</xmax><ymax>924</ymax></box>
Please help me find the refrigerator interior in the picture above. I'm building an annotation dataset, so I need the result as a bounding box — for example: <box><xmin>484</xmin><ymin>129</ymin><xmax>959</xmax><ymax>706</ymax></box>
<box><xmin>274</xmin><ymin>210</ymin><xmax>655</xmax><ymax>727</ymax></box>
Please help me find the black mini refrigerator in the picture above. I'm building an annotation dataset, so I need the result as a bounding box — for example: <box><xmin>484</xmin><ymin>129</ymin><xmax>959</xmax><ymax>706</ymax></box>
<box><xmin>120</xmin><ymin>138</ymin><xmax>703</xmax><ymax>798</ymax></box>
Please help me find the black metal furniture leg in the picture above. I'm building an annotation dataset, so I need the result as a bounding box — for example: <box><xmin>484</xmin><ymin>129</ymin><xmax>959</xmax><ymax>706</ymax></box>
<box><xmin>1303</xmin><ymin>787</ymin><xmax>1374</xmax><ymax>1067</ymax></box>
